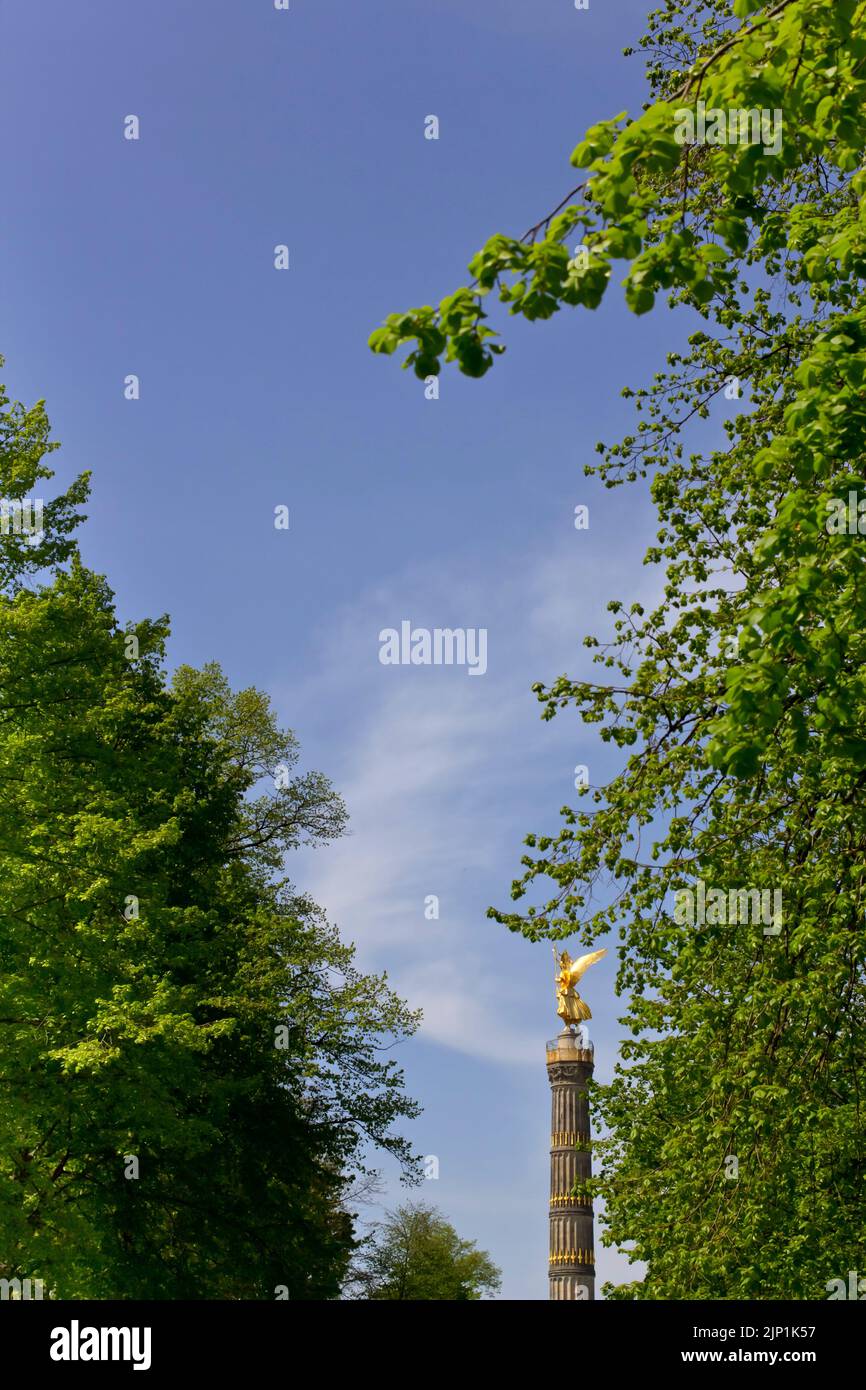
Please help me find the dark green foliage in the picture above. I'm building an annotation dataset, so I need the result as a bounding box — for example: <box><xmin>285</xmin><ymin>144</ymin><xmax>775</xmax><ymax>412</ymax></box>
<box><xmin>346</xmin><ymin>1202</ymin><xmax>501</xmax><ymax>1301</ymax></box>
<box><xmin>0</xmin><ymin>363</ymin><xmax>420</xmax><ymax>1298</ymax></box>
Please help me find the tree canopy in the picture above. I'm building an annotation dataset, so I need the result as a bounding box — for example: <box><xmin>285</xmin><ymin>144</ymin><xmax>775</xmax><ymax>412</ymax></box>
<box><xmin>0</xmin><ymin>364</ymin><xmax>420</xmax><ymax>1299</ymax></box>
<box><xmin>346</xmin><ymin>1201</ymin><xmax>501</xmax><ymax>1301</ymax></box>
<box><xmin>373</xmin><ymin>0</ymin><xmax>866</xmax><ymax>1297</ymax></box>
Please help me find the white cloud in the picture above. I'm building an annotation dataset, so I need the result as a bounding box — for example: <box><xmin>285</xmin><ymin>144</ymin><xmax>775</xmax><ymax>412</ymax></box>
<box><xmin>285</xmin><ymin>526</ymin><xmax>657</xmax><ymax>1063</ymax></box>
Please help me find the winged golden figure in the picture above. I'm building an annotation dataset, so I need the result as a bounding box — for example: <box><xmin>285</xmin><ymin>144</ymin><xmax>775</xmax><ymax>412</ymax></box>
<box><xmin>555</xmin><ymin>948</ymin><xmax>608</xmax><ymax>1027</ymax></box>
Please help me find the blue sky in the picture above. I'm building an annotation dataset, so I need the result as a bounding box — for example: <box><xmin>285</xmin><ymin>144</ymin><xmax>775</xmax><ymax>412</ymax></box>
<box><xmin>2</xmin><ymin>0</ymin><xmax>702</xmax><ymax>1298</ymax></box>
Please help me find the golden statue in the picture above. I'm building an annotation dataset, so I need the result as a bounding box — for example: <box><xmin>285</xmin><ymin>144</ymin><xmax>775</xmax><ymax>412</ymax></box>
<box><xmin>555</xmin><ymin>948</ymin><xmax>607</xmax><ymax>1028</ymax></box>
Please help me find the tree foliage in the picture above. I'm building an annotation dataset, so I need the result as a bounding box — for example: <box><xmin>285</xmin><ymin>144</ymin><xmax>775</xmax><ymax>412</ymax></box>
<box><xmin>345</xmin><ymin>1201</ymin><xmax>501</xmax><ymax>1301</ymax></box>
<box><xmin>0</xmin><ymin>363</ymin><xmax>420</xmax><ymax>1299</ymax></box>
<box><xmin>373</xmin><ymin>1</ymin><xmax>866</xmax><ymax>1297</ymax></box>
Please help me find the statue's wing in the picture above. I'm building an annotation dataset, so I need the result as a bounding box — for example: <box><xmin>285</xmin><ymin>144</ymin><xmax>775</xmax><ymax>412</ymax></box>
<box><xmin>566</xmin><ymin>948</ymin><xmax>608</xmax><ymax>984</ymax></box>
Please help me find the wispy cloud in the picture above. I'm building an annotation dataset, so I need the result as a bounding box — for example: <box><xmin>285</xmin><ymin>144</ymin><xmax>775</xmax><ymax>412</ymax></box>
<box><xmin>286</xmin><ymin>526</ymin><xmax>655</xmax><ymax>1064</ymax></box>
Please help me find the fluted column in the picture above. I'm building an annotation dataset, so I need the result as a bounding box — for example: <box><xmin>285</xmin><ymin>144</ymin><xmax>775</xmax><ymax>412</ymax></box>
<box><xmin>546</xmin><ymin>1030</ymin><xmax>595</xmax><ymax>1299</ymax></box>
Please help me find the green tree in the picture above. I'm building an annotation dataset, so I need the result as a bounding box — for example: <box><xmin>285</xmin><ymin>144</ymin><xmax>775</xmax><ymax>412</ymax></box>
<box><xmin>347</xmin><ymin>1202</ymin><xmax>501</xmax><ymax>1300</ymax></box>
<box><xmin>372</xmin><ymin>1</ymin><xmax>866</xmax><ymax>1297</ymax></box>
<box><xmin>0</xmin><ymin>362</ymin><xmax>420</xmax><ymax>1298</ymax></box>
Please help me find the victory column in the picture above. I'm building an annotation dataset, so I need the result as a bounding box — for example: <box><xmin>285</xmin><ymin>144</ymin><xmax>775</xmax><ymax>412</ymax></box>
<box><xmin>547</xmin><ymin>948</ymin><xmax>606</xmax><ymax>1300</ymax></box>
